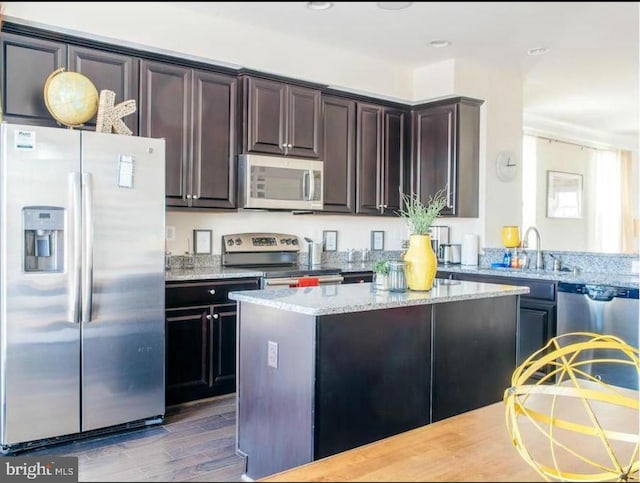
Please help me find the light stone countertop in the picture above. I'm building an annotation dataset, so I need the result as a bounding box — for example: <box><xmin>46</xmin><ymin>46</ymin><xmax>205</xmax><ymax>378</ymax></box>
<box><xmin>165</xmin><ymin>261</ymin><xmax>638</xmax><ymax>289</ymax></box>
<box><xmin>436</xmin><ymin>265</ymin><xmax>640</xmax><ymax>289</ymax></box>
<box><xmin>164</xmin><ymin>262</ymin><xmax>378</xmax><ymax>281</ymax></box>
<box><xmin>165</xmin><ymin>266</ymin><xmax>264</xmax><ymax>281</ymax></box>
<box><xmin>228</xmin><ymin>279</ymin><xmax>529</xmax><ymax>316</ymax></box>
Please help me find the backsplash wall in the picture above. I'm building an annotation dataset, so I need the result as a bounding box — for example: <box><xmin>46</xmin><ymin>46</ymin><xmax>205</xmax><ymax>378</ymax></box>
<box><xmin>481</xmin><ymin>248</ymin><xmax>639</xmax><ymax>275</ymax></box>
<box><xmin>165</xmin><ymin>210</ymin><xmax>483</xmax><ymax>257</ymax></box>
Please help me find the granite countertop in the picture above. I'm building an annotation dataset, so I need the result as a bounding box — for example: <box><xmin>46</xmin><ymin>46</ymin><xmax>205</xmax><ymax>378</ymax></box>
<box><xmin>164</xmin><ymin>260</ymin><xmax>638</xmax><ymax>289</ymax></box>
<box><xmin>165</xmin><ymin>261</ymin><xmax>379</xmax><ymax>281</ymax></box>
<box><xmin>436</xmin><ymin>264</ymin><xmax>640</xmax><ymax>289</ymax></box>
<box><xmin>228</xmin><ymin>279</ymin><xmax>529</xmax><ymax>316</ymax></box>
<box><xmin>165</xmin><ymin>266</ymin><xmax>265</xmax><ymax>281</ymax></box>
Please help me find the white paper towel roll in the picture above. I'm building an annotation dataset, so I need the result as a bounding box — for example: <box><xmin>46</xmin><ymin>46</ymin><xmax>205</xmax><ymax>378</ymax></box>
<box><xmin>461</xmin><ymin>233</ymin><xmax>479</xmax><ymax>266</ymax></box>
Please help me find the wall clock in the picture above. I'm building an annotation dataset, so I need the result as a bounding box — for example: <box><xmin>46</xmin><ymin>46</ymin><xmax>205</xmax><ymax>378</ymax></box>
<box><xmin>496</xmin><ymin>150</ymin><xmax>518</xmax><ymax>182</ymax></box>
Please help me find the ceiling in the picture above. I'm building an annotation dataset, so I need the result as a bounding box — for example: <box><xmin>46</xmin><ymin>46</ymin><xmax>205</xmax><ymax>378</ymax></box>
<box><xmin>174</xmin><ymin>2</ymin><xmax>638</xmax><ymax>144</ymax></box>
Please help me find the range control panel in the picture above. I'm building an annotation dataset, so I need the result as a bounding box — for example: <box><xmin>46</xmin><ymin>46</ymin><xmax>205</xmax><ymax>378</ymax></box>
<box><xmin>221</xmin><ymin>233</ymin><xmax>300</xmax><ymax>253</ymax></box>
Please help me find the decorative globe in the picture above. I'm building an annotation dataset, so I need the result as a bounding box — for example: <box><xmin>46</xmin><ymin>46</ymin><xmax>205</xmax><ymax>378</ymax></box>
<box><xmin>43</xmin><ymin>68</ymin><xmax>99</xmax><ymax>127</ymax></box>
<box><xmin>504</xmin><ymin>332</ymin><xmax>639</xmax><ymax>481</ymax></box>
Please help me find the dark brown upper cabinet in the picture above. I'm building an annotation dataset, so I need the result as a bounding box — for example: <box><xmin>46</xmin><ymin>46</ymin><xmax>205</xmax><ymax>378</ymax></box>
<box><xmin>140</xmin><ymin>60</ymin><xmax>237</xmax><ymax>209</ymax></box>
<box><xmin>68</xmin><ymin>45</ymin><xmax>139</xmax><ymax>134</ymax></box>
<box><xmin>410</xmin><ymin>97</ymin><xmax>482</xmax><ymax>217</ymax></box>
<box><xmin>356</xmin><ymin>102</ymin><xmax>406</xmax><ymax>216</ymax></box>
<box><xmin>1</xmin><ymin>33</ymin><xmax>65</xmax><ymax>126</ymax></box>
<box><xmin>322</xmin><ymin>95</ymin><xmax>356</xmax><ymax>213</ymax></box>
<box><xmin>243</xmin><ymin>76</ymin><xmax>321</xmax><ymax>159</ymax></box>
<box><xmin>0</xmin><ymin>33</ymin><xmax>139</xmax><ymax>133</ymax></box>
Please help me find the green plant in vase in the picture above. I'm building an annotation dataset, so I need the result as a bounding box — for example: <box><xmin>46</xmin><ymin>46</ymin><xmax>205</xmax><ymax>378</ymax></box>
<box><xmin>372</xmin><ymin>259</ymin><xmax>391</xmax><ymax>291</ymax></box>
<box><xmin>397</xmin><ymin>188</ymin><xmax>448</xmax><ymax>291</ymax></box>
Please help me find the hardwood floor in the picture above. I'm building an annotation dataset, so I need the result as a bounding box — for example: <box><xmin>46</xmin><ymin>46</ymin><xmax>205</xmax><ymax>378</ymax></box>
<box><xmin>2</xmin><ymin>394</ymin><xmax>246</xmax><ymax>482</ymax></box>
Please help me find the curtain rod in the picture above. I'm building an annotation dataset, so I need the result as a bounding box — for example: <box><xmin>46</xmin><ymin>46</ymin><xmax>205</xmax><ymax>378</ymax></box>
<box><xmin>528</xmin><ymin>134</ymin><xmax>612</xmax><ymax>152</ymax></box>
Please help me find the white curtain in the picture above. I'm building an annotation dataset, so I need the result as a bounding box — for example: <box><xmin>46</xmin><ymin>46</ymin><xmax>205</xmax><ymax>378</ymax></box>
<box><xmin>593</xmin><ymin>149</ymin><xmax>621</xmax><ymax>252</ymax></box>
<box><xmin>619</xmin><ymin>150</ymin><xmax>638</xmax><ymax>252</ymax></box>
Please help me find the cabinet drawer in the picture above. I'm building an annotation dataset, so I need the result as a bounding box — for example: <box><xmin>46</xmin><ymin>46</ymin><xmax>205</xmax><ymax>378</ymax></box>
<box><xmin>166</xmin><ymin>278</ymin><xmax>260</xmax><ymax>308</ymax></box>
<box><xmin>520</xmin><ymin>279</ymin><xmax>556</xmax><ymax>301</ymax></box>
<box><xmin>341</xmin><ymin>271</ymin><xmax>374</xmax><ymax>284</ymax></box>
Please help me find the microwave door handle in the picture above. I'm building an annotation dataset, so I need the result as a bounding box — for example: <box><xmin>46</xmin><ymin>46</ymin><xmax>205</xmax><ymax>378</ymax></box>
<box><xmin>307</xmin><ymin>169</ymin><xmax>315</xmax><ymax>201</ymax></box>
<box><xmin>302</xmin><ymin>170</ymin><xmax>309</xmax><ymax>200</ymax></box>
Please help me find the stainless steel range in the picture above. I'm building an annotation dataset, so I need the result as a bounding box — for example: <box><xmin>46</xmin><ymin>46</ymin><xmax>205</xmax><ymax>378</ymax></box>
<box><xmin>222</xmin><ymin>232</ymin><xmax>343</xmax><ymax>289</ymax></box>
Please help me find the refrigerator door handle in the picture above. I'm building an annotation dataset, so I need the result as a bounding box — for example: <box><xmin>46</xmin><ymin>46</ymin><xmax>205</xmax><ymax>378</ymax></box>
<box><xmin>71</xmin><ymin>172</ymin><xmax>82</xmax><ymax>324</ymax></box>
<box><xmin>82</xmin><ymin>173</ymin><xmax>94</xmax><ymax>323</ymax></box>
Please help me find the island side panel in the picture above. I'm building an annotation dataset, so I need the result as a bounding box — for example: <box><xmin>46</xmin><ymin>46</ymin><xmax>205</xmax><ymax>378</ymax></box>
<box><xmin>431</xmin><ymin>295</ymin><xmax>518</xmax><ymax>422</ymax></box>
<box><xmin>237</xmin><ymin>302</ymin><xmax>316</xmax><ymax>480</ymax></box>
<box><xmin>315</xmin><ymin>305</ymin><xmax>432</xmax><ymax>459</ymax></box>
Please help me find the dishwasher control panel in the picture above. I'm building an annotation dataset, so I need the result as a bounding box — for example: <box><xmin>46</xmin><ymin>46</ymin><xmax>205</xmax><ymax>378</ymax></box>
<box><xmin>558</xmin><ymin>282</ymin><xmax>639</xmax><ymax>300</ymax></box>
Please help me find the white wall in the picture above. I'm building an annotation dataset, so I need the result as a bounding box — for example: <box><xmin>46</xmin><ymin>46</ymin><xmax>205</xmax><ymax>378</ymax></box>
<box><xmin>453</xmin><ymin>59</ymin><xmax>524</xmax><ymax>249</ymax></box>
<box><xmin>166</xmin><ymin>210</ymin><xmax>409</xmax><ymax>256</ymax></box>
<box><xmin>412</xmin><ymin>59</ymin><xmax>524</xmax><ymax>251</ymax></box>
<box><xmin>523</xmin><ymin>119</ymin><xmax>639</xmax><ymax>253</ymax></box>
<box><xmin>534</xmin><ymin>140</ymin><xmax>592</xmax><ymax>251</ymax></box>
<box><xmin>412</xmin><ymin>59</ymin><xmax>456</xmax><ymax>101</ymax></box>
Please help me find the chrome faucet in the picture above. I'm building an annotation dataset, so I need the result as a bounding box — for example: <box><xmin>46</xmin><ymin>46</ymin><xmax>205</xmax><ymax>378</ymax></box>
<box><xmin>522</xmin><ymin>226</ymin><xmax>544</xmax><ymax>270</ymax></box>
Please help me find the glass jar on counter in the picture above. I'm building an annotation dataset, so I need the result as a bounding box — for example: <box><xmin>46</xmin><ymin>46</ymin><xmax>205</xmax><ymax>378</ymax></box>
<box><xmin>388</xmin><ymin>260</ymin><xmax>407</xmax><ymax>292</ymax></box>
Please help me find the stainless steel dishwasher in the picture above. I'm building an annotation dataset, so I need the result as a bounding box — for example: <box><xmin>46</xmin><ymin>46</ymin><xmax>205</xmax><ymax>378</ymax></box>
<box><xmin>557</xmin><ymin>282</ymin><xmax>639</xmax><ymax>390</ymax></box>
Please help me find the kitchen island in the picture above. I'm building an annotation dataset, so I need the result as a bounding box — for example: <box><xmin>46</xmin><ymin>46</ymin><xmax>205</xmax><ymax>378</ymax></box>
<box><xmin>229</xmin><ymin>279</ymin><xmax>530</xmax><ymax>480</ymax></box>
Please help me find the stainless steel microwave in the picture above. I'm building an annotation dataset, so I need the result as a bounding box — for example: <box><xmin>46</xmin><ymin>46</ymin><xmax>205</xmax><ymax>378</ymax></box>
<box><xmin>238</xmin><ymin>154</ymin><xmax>323</xmax><ymax>210</ymax></box>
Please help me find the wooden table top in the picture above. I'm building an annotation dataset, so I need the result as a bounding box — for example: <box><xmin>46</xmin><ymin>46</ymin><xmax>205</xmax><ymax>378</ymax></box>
<box><xmin>261</xmin><ymin>390</ymin><xmax>639</xmax><ymax>482</ymax></box>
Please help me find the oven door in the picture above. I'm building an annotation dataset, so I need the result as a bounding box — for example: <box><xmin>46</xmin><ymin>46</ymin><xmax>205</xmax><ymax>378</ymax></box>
<box><xmin>262</xmin><ymin>274</ymin><xmax>344</xmax><ymax>289</ymax></box>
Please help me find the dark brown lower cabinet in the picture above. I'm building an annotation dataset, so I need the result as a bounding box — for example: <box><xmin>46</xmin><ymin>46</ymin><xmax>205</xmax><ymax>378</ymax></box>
<box><xmin>439</xmin><ymin>270</ymin><xmax>557</xmax><ymax>381</ymax></box>
<box><xmin>165</xmin><ymin>277</ymin><xmax>259</xmax><ymax>406</ymax></box>
<box><xmin>237</xmin><ymin>294</ymin><xmax>520</xmax><ymax>480</ymax></box>
<box><xmin>431</xmin><ymin>296</ymin><xmax>517</xmax><ymax>422</ymax></box>
<box><xmin>518</xmin><ymin>298</ymin><xmax>556</xmax><ymax>377</ymax></box>
<box><xmin>166</xmin><ymin>305</ymin><xmax>211</xmax><ymax>405</ymax></box>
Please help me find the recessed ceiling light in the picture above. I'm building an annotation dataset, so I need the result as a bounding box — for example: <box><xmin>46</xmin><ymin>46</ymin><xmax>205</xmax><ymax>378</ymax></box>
<box><xmin>527</xmin><ymin>47</ymin><xmax>551</xmax><ymax>56</ymax></box>
<box><xmin>428</xmin><ymin>40</ymin><xmax>451</xmax><ymax>48</ymax></box>
<box><xmin>306</xmin><ymin>2</ymin><xmax>333</xmax><ymax>10</ymax></box>
<box><xmin>377</xmin><ymin>2</ymin><xmax>413</xmax><ymax>10</ymax></box>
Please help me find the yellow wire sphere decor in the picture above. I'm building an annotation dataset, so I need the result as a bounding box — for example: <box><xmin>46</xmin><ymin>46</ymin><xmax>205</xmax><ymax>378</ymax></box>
<box><xmin>504</xmin><ymin>332</ymin><xmax>639</xmax><ymax>482</ymax></box>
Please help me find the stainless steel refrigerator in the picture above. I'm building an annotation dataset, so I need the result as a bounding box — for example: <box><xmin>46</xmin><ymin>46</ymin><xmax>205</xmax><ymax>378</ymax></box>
<box><xmin>0</xmin><ymin>123</ymin><xmax>166</xmax><ymax>452</ymax></box>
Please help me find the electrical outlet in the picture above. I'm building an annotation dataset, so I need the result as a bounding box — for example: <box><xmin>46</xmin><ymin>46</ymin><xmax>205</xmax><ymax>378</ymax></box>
<box><xmin>166</xmin><ymin>225</ymin><xmax>176</xmax><ymax>241</ymax></box>
<box><xmin>267</xmin><ymin>341</ymin><xmax>278</xmax><ymax>368</ymax></box>
<box><xmin>401</xmin><ymin>239</ymin><xmax>409</xmax><ymax>249</ymax></box>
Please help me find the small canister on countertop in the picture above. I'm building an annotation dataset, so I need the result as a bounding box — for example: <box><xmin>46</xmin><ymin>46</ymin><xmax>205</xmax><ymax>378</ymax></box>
<box><xmin>388</xmin><ymin>260</ymin><xmax>407</xmax><ymax>292</ymax></box>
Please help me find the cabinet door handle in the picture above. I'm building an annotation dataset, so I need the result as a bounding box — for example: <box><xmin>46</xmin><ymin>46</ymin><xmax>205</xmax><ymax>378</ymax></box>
<box><xmin>192</xmin><ymin>195</ymin><xmax>199</xmax><ymax>200</ymax></box>
<box><xmin>206</xmin><ymin>314</ymin><xmax>219</xmax><ymax>320</ymax></box>
<box><xmin>446</xmin><ymin>111</ymin><xmax>453</xmax><ymax>209</ymax></box>
<box><xmin>282</xmin><ymin>143</ymin><xmax>287</xmax><ymax>148</ymax></box>
<box><xmin>287</xmin><ymin>143</ymin><xmax>292</xmax><ymax>148</ymax></box>
<box><xmin>208</xmin><ymin>289</ymin><xmax>216</xmax><ymax>295</ymax></box>
<box><xmin>212</xmin><ymin>313</ymin><xmax>219</xmax><ymax>319</ymax></box>
<box><xmin>186</xmin><ymin>194</ymin><xmax>192</xmax><ymax>200</ymax></box>
<box><xmin>206</xmin><ymin>314</ymin><xmax>212</xmax><ymax>320</ymax></box>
